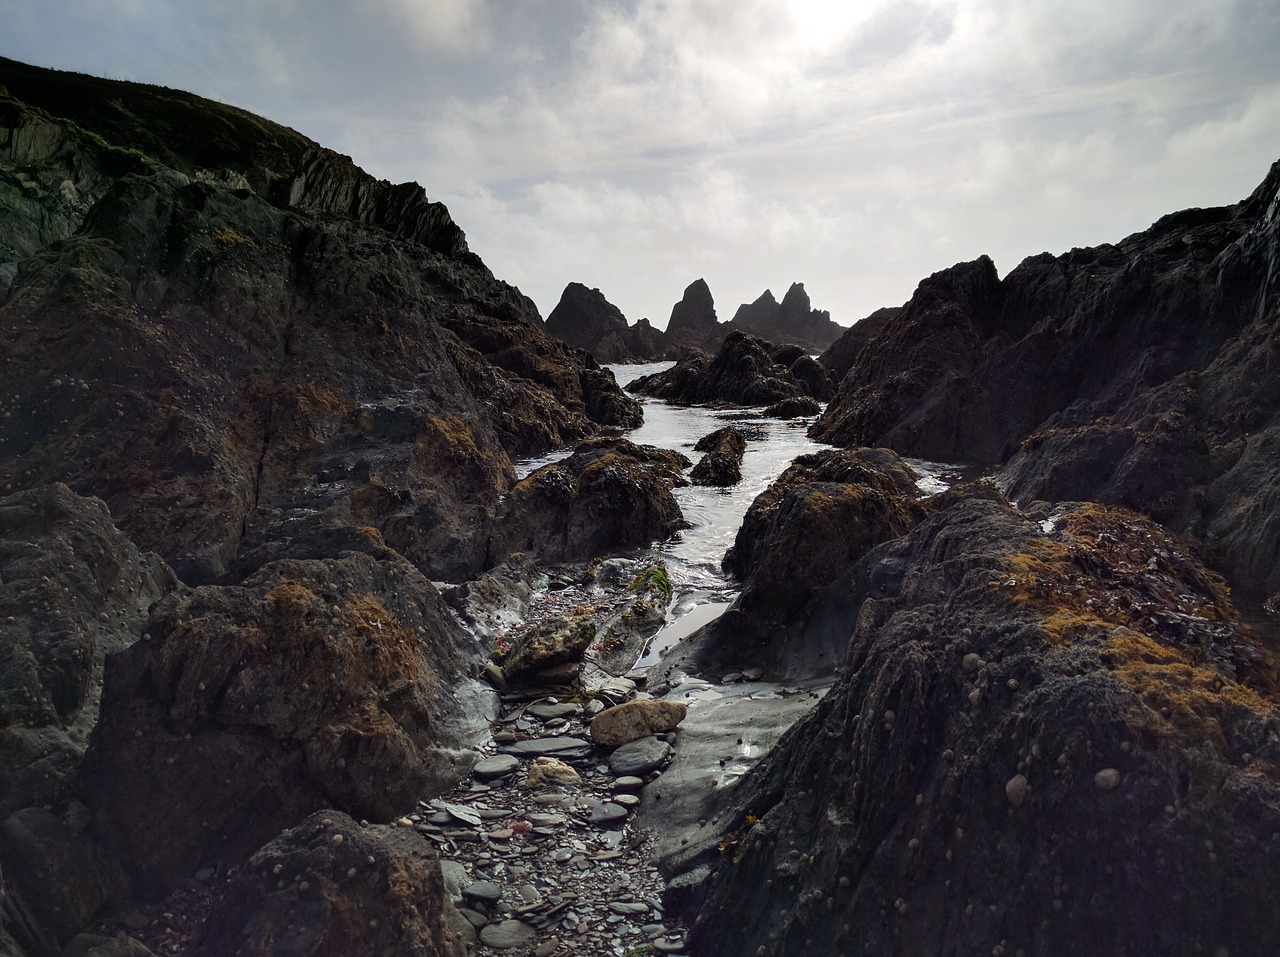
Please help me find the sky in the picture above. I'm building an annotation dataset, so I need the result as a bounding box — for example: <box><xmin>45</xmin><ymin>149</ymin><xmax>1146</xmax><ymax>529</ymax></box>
<box><xmin>4</xmin><ymin>0</ymin><xmax>1280</xmax><ymax>329</ymax></box>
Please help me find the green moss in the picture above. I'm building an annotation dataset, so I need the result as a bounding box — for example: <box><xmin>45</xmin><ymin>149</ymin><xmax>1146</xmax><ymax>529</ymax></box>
<box><xmin>629</xmin><ymin>563</ymin><xmax>672</xmax><ymax>600</ymax></box>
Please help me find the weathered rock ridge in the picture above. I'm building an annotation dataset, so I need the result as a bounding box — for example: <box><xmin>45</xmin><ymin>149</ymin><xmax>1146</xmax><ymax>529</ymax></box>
<box><xmin>674</xmin><ymin>493</ymin><xmax>1280</xmax><ymax>957</ymax></box>
<box><xmin>812</xmin><ymin>160</ymin><xmax>1280</xmax><ymax>598</ymax></box>
<box><xmin>730</xmin><ymin>282</ymin><xmax>845</xmax><ymax>353</ymax></box>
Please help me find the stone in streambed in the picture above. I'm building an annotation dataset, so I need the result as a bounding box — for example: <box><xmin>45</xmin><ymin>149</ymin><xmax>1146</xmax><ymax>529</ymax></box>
<box><xmin>499</xmin><ymin>736</ymin><xmax>593</xmax><ymax>760</ymax></box>
<box><xmin>590</xmin><ymin>801</ymin><xmax>630</xmax><ymax>826</ymax></box>
<box><xmin>608</xmin><ymin>736</ymin><xmax>673</xmax><ymax>776</ymax></box>
<box><xmin>473</xmin><ymin>754</ymin><xmax>521</xmax><ymax>780</ymax></box>
<box><xmin>523</xmin><ymin>756</ymin><xmax>582</xmax><ymax>789</ymax></box>
<box><xmin>480</xmin><ymin>919</ymin><xmax>536</xmax><ymax>949</ymax></box>
<box><xmin>591</xmin><ymin>699</ymin><xmax>688</xmax><ymax>747</ymax></box>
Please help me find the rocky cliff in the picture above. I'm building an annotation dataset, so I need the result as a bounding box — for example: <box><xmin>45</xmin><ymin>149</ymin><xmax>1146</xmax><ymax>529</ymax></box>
<box><xmin>730</xmin><ymin>282</ymin><xmax>845</xmax><ymax>352</ymax></box>
<box><xmin>0</xmin><ymin>57</ymin><xmax>648</xmax><ymax>957</ymax></box>
<box><xmin>812</xmin><ymin>161</ymin><xmax>1280</xmax><ymax>601</ymax></box>
<box><xmin>543</xmin><ymin>281</ymin><xmax>677</xmax><ymax>363</ymax></box>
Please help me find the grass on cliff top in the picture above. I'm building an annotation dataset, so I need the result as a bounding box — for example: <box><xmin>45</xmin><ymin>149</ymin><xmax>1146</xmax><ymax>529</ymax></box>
<box><xmin>0</xmin><ymin>55</ymin><xmax>314</xmax><ymax>185</ymax></box>
<box><xmin>996</xmin><ymin>503</ymin><xmax>1279</xmax><ymax>749</ymax></box>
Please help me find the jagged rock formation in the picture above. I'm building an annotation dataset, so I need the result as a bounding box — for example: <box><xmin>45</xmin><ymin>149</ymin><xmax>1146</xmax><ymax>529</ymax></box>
<box><xmin>543</xmin><ymin>282</ymin><xmax>677</xmax><ymax>363</ymax></box>
<box><xmin>672</xmin><ymin>492</ymin><xmax>1280</xmax><ymax>957</ymax></box>
<box><xmin>811</xmin><ymin>162</ymin><xmax>1280</xmax><ymax>599</ymax></box>
<box><xmin>731</xmin><ymin>283</ymin><xmax>845</xmax><ymax>353</ymax></box>
<box><xmin>629</xmin><ymin>332</ymin><xmax>832</xmax><ymax>407</ymax></box>
<box><xmin>665</xmin><ymin>278</ymin><xmax>720</xmax><ymax>348</ymax></box>
<box><xmin>0</xmin><ymin>61</ymin><xmax>640</xmax><ymax>587</ymax></box>
<box><xmin>0</xmin><ymin>57</ymin><xmax>657</xmax><ymax>957</ymax></box>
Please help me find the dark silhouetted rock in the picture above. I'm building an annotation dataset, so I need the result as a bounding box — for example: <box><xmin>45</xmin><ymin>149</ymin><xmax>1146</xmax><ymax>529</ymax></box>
<box><xmin>676</xmin><ymin>494</ymin><xmax>1280</xmax><ymax>957</ymax></box>
<box><xmin>545</xmin><ymin>282</ymin><xmax>629</xmax><ymax>351</ymax></box>
<box><xmin>730</xmin><ymin>283</ymin><xmax>846</xmax><ymax>352</ymax></box>
<box><xmin>665</xmin><ymin>278</ymin><xmax>720</xmax><ymax>345</ymax></box>
<box><xmin>593</xmin><ymin>317</ymin><xmax>678</xmax><ymax>363</ymax></box>
<box><xmin>0</xmin><ymin>61</ymin><xmax>639</xmax><ymax>587</ymax></box>
<box><xmin>690</xmin><ymin>427</ymin><xmax>748</xmax><ymax>486</ymax></box>
<box><xmin>817</xmin><ymin>305</ymin><xmax>902</xmax><ymax>382</ymax></box>
<box><xmin>194</xmin><ymin>811</ymin><xmax>467</xmax><ymax>957</ymax></box>
<box><xmin>488</xmin><ymin>438</ymin><xmax>690</xmax><ymax>565</ymax></box>
<box><xmin>811</xmin><ymin>161</ymin><xmax>1280</xmax><ymax>597</ymax></box>
<box><xmin>80</xmin><ymin>552</ymin><xmax>481</xmax><ymax>895</ymax></box>
<box><xmin>761</xmin><ymin>396</ymin><xmax>821</xmax><ymax>419</ymax></box>
<box><xmin>630</xmin><ymin>332</ymin><xmax>831</xmax><ymax>407</ymax></box>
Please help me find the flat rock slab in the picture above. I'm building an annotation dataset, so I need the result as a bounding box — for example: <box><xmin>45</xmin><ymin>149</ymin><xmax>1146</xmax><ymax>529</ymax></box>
<box><xmin>461</xmin><ymin>880</ymin><xmax>503</xmax><ymax>905</ymax></box>
<box><xmin>498</xmin><ymin>736</ymin><xmax>593</xmax><ymax>759</ymax></box>
<box><xmin>608</xmin><ymin>736</ymin><xmax>673</xmax><ymax>776</ymax></box>
<box><xmin>473</xmin><ymin>754</ymin><xmax>521</xmax><ymax>780</ymax></box>
<box><xmin>480</xmin><ymin>919</ymin><xmax>537</xmax><ymax>949</ymax></box>
<box><xmin>527</xmin><ymin>701</ymin><xmax>582</xmax><ymax>721</ymax></box>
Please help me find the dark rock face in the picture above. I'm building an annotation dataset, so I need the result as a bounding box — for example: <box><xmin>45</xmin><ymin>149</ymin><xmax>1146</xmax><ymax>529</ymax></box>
<box><xmin>488</xmin><ymin>438</ymin><xmax>690</xmax><ymax>565</ymax></box>
<box><xmin>665</xmin><ymin>278</ymin><xmax>719</xmax><ymax>343</ymax></box>
<box><xmin>80</xmin><ymin>549</ymin><xmax>481</xmax><ymax>896</ymax></box>
<box><xmin>629</xmin><ymin>332</ymin><xmax>832</xmax><ymax>407</ymax></box>
<box><xmin>690</xmin><ymin>427</ymin><xmax>747</xmax><ymax>487</ymax></box>
<box><xmin>655</xmin><ymin>449</ymin><xmax>926</xmax><ymax>685</ymax></box>
<box><xmin>679</xmin><ymin>495</ymin><xmax>1280</xmax><ymax>957</ymax></box>
<box><xmin>594</xmin><ymin>317</ymin><xmax>677</xmax><ymax>364</ymax></box>
<box><xmin>0</xmin><ymin>64</ymin><xmax>639</xmax><ymax>587</ymax></box>
<box><xmin>761</xmin><ymin>396</ymin><xmax>821</xmax><ymax>419</ymax></box>
<box><xmin>0</xmin><ymin>486</ymin><xmax>175</xmax><ymax>816</ymax></box>
<box><xmin>731</xmin><ymin>283</ymin><xmax>846</xmax><ymax>352</ymax></box>
<box><xmin>544</xmin><ymin>282</ymin><xmax>629</xmax><ymax>351</ymax></box>
<box><xmin>811</xmin><ymin>162</ymin><xmax>1280</xmax><ymax>598</ymax></box>
<box><xmin>817</xmin><ymin>305</ymin><xmax>902</xmax><ymax>382</ymax></box>
<box><xmin>194</xmin><ymin>811</ymin><xmax>466</xmax><ymax>957</ymax></box>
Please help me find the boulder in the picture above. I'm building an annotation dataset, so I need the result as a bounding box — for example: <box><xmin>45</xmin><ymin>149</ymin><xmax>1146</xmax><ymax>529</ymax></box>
<box><xmin>608</xmin><ymin>737</ymin><xmax>674</xmax><ymax>777</ymax></box>
<box><xmin>728</xmin><ymin>284</ymin><xmax>845</xmax><ymax>353</ymax></box>
<box><xmin>500</xmin><ymin>614</ymin><xmax>597</xmax><ymax>685</ymax></box>
<box><xmin>762</xmin><ymin>395</ymin><xmax>821</xmax><ymax>419</ymax></box>
<box><xmin>488</xmin><ymin>438</ymin><xmax>689</xmax><ymax>565</ymax></box>
<box><xmin>193</xmin><ymin>811</ymin><xmax>467</xmax><ymax>957</ymax></box>
<box><xmin>677</xmin><ymin>494</ymin><xmax>1280</xmax><ymax>957</ymax></box>
<box><xmin>79</xmin><ymin>552</ymin><xmax>480</xmax><ymax>896</ymax></box>
<box><xmin>653</xmin><ymin>448</ymin><xmax>927</xmax><ymax>685</ymax></box>
<box><xmin>0</xmin><ymin>484</ymin><xmax>174</xmax><ymax>818</ymax></box>
<box><xmin>689</xmin><ymin>427</ymin><xmax>747</xmax><ymax>487</ymax></box>
<box><xmin>590</xmin><ymin>700</ymin><xmax>688</xmax><ymax>747</ymax></box>
<box><xmin>522</xmin><ymin>757</ymin><xmax>582</xmax><ymax>789</ymax></box>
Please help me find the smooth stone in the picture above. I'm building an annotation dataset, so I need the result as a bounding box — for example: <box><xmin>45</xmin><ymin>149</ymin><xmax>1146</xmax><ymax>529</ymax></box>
<box><xmin>535</xmin><ymin>940</ymin><xmax>559</xmax><ymax>957</ymax></box>
<box><xmin>462</xmin><ymin>880</ymin><xmax>503</xmax><ymax>905</ymax></box>
<box><xmin>608</xmin><ymin>736</ymin><xmax>673</xmax><ymax>776</ymax></box>
<box><xmin>480</xmin><ymin>920</ymin><xmax>537</xmax><ymax>950</ymax></box>
<box><xmin>613</xmin><ymin>793</ymin><xmax>641</xmax><ymax>808</ymax></box>
<box><xmin>474</xmin><ymin>754</ymin><xmax>521</xmax><ymax>780</ymax></box>
<box><xmin>721</xmin><ymin>672</ymin><xmax>743</xmax><ymax>683</ymax></box>
<box><xmin>742</xmin><ymin>667</ymin><xmax>764</xmax><ymax>681</ymax></box>
<box><xmin>609</xmin><ymin>901</ymin><xmax>649</xmax><ymax>915</ymax></box>
<box><xmin>528</xmin><ymin>702</ymin><xmax>582</xmax><ymax>721</ymax></box>
<box><xmin>194</xmin><ymin>866</ymin><xmax>216</xmax><ymax>881</ymax></box>
<box><xmin>1095</xmin><ymin>767</ymin><xmax>1122</xmax><ymax>790</ymax></box>
<box><xmin>654</xmin><ymin>938</ymin><xmax>687</xmax><ymax>953</ymax></box>
<box><xmin>590</xmin><ymin>802</ymin><xmax>629</xmax><ymax>826</ymax></box>
<box><xmin>459</xmin><ymin>907</ymin><xmax>488</xmax><ymax>929</ymax></box>
<box><xmin>590</xmin><ymin>699</ymin><xmax>687</xmax><ymax>747</ymax></box>
<box><xmin>613</xmin><ymin>776</ymin><xmax>645</xmax><ymax>792</ymax></box>
<box><xmin>499</xmin><ymin>736</ymin><xmax>593</xmax><ymax>759</ymax></box>
<box><xmin>585</xmin><ymin>699</ymin><xmax>606</xmax><ymax>716</ymax></box>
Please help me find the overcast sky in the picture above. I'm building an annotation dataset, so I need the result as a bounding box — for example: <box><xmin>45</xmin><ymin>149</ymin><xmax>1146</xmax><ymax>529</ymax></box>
<box><xmin>5</xmin><ymin>0</ymin><xmax>1280</xmax><ymax>328</ymax></box>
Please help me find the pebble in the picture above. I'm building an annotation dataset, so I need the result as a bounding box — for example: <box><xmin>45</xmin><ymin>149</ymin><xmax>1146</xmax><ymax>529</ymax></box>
<box><xmin>1005</xmin><ymin>774</ymin><xmax>1030</xmax><ymax>807</ymax></box>
<box><xmin>614</xmin><ymin>775</ymin><xmax>646</xmax><ymax>792</ymax></box>
<box><xmin>1094</xmin><ymin>767</ymin><xmax>1122</xmax><ymax>790</ymax></box>
<box><xmin>590</xmin><ymin>802</ymin><xmax>629</xmax><ymax>826</ymax></box>
<box><xmin>461</xmin><ymin>880</ymin><xmax>503</xmax><ymax>905</ymax></box>
<box><xmin>528</xmin><ymin>701</ymin><xmax>582</xmax><ymax>721</ymax></box>
<box><xmin>499</xmin><ymin>736</ymin><xmax>593</xmax><ymax>759</ymax></box>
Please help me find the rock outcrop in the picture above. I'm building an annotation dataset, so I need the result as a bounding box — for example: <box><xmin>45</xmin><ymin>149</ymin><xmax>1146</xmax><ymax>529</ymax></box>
<box><xmin>674</xmin><ymin>493</ymin><xmax>1280</xmax><ymax>957</ymax></box>
<box><xmin>80</xmin><ymin>550</ymin><xmax>482</xmax><ymax>895</ymax></box>
<box><xmin>811</xmin><ymin>161</ymin><xmax>1280</xmax><ymax>599</ymax></box>
<box><xmin>730</xmin><ymin>283</ymin><xmax>845</xmax><ymax>352</ymax></box>
<box><xmin>629</xmin><ymin>332</ymin><xmax>832</xmax><ymax>408</ymax></box>
<box><xmin>654</xmin><ymin>448</ymin><xmax>927</xmax><ymax>684</ymax></box>
<box><xmin>689</xmin><ymin>427</ymin><xmax>747</xmax><ymax>487</ymax></box>
<box><xmin>544</xmin><ymin>282</ymin><xmax>676</xmax><ymax>363</ymax></box>
<box><xmin>665</xmin><ymin>278</ymin><xmax>720</xmax><ymax>348</ymax></box>
<box><xmin>817</xmin><ymin>305</ymin><xmax>902</xmax><ymax>382</ymax></box>
<box><xmin>487</xmin><ymin>438</ymin><xmax>690</xmax><ymax>566</ymax></box>
<box><xmin>194</xmin><ymin>811</ymin><xmax>467</xmax><ymax>957</ymax></box>
<box><xmin>0</xmin><ymin>59</ymin><xmax>640</xmax><ymax>589</ymax></box>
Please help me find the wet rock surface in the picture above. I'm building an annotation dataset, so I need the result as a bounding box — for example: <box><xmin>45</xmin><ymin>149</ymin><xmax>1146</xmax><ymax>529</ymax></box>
<box><xmin>630</xmin><ymin>332</ymin><xmax>832</xmax><ymax>408</ymax></box>
<box><xmin>678</xmin><ymin>493</ymin><xmax>1280</xmax><ymax>957</ymax></box>
<box><xmin>488</xmin><ymin>438</ymin><xmax>690</xmax><ymax>566</ymax></box>
<box><xmin>689</xmin><ymin>427</ymin><xmax>747</xmax><ymax>487</ymax></box>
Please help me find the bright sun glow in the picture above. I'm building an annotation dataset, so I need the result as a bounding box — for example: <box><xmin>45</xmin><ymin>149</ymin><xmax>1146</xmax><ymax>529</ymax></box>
<box><xmin>784</xmin><ymin>0</ymin><xmax>883</xmax><ymax>50</ymax></box>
